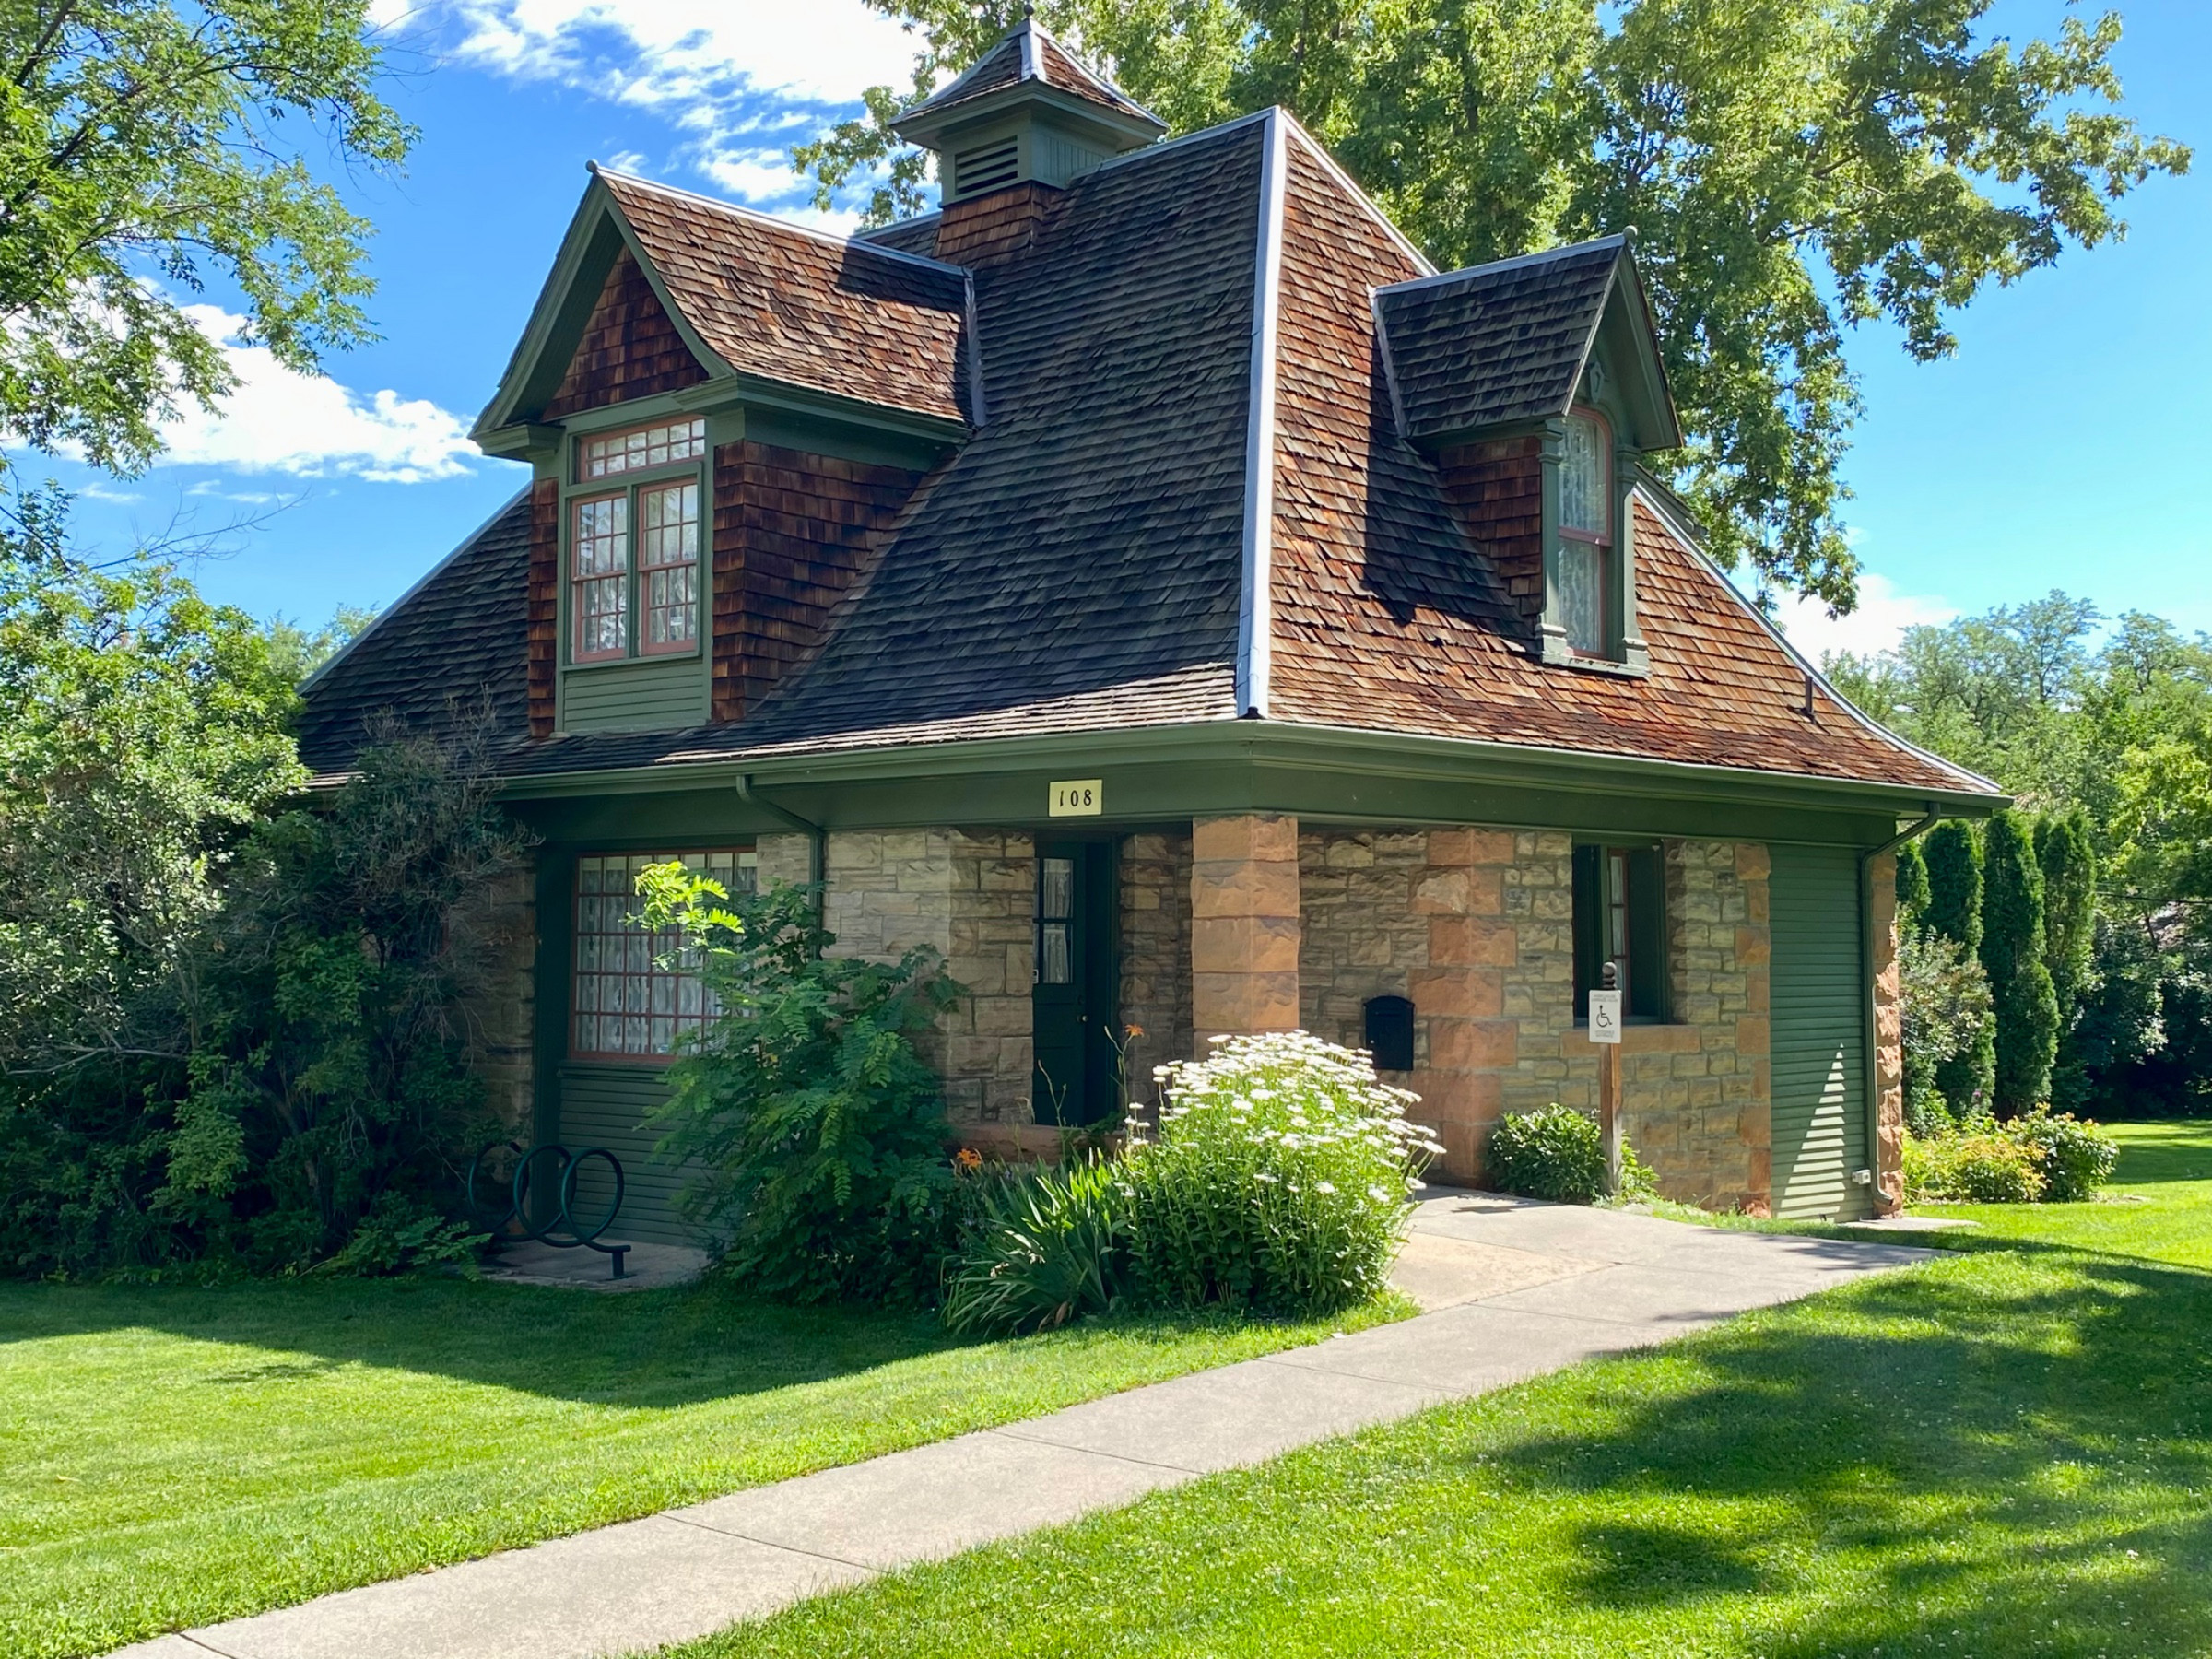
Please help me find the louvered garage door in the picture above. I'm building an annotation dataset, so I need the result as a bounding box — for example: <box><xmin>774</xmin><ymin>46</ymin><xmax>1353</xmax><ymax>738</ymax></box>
<box><xmin>555</xmin><ymin>1066</ymin><xmax>700</xmax><ymax>1247</ymax></box>
<box><xmin>1769</xmin><ymin>844</ymin><xmax>1872</xmax><ymax>1220</ymax></box>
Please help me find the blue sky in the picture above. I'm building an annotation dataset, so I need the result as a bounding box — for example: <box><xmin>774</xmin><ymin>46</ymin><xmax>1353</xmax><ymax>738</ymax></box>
<box><xmin>40</xmin><ymin>0</ymin><xmax>2209</xmax><ymax>661</ymax></box>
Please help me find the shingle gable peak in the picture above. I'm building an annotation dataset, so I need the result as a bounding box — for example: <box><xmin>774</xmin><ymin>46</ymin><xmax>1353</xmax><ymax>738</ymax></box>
<box><xmin>898</xmin><ymin>17</ymin><xmax>1163</xmax><ymax>130</ymax></box>
<box><xmin>1372</xmin><ymin>231</ymin><xmax>1629</xmax><ymax>298</ymax></box>
<box><xmin>588</xmin><ymin>162</ymin><xmax>970</xmax><ymax>277</ymax></box>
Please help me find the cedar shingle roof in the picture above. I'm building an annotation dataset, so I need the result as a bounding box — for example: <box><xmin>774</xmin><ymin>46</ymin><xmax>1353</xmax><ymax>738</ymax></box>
<box><xmin>306</xmin><ymin>96</ymin><xmax>1992</xmax><ymax>804</ymax></box>
<box><xmin>1375</xmin><ymin>239</ymin><xmax>1623</xmax><ymax>442</ymax></box>
<box><xmin>297</xmin><ymin>492</ymin><xmax>532</xmax><ymax>775</ymax></box>
<box><xmin>596</xmin><ymin>170</ymin><xmax>973</xmax><ymax>426</ymax></box>
<box><xmin>897</xmin><ymin>19</ymin><xmax>1160</xmax><ymax>131</ymax></box>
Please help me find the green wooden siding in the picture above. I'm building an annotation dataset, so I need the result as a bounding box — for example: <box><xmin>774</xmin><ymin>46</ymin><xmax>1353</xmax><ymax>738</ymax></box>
<box><xmin>560</xmin><ymin>654</ymin><xmax>705</xmax><ymax>734</ymax></box>
<box><xmin>555</xmin><ymin>1064</ymin><xmax>700</xmax><ymax>1247</ymax></box>
<box><xmin>1769</xmin><ymin>843</ymin><xmax>1873</xmax><ymax>1220</ymax></box>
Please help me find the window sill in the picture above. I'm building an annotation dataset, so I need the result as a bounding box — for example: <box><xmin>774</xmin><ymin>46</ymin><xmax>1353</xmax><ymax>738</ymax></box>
<box><xmin>561</xmin><ymin>647</ymin><xmax>703</xmax><ymax>672</ymax></box>
<box><xmin>1569</xmin><ymin>1021</ymin><xmax>1700</xmax><ymax>1055</ymax></box>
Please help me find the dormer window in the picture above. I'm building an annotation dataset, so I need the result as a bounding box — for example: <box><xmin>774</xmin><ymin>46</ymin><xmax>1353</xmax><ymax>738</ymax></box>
<box><xmin>568</xmin><ymin>418</ymin><xmax>707</xmax><ymax>665</ymax></box>
<box><xmin>1558</xmin><ymin>409</ymin><xmax>1612</xmax><ymax>658</ymax></box>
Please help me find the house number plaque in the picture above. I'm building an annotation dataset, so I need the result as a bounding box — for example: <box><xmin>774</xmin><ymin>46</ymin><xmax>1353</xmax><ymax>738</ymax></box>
<box><xmin>1049</xmin><ymin>779</ymin><xmax>1102</xmax><ymax>817</ymax></box>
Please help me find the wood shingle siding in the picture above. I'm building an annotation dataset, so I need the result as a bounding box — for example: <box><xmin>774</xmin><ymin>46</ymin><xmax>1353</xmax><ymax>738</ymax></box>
<box><xmin>596</xmin><ymin>171</ymin><xmax>974</xmax><ymax>427</ymax></box>
<box><xmin>710</xmin><ymin>442</ymin><xmax>930</xmax><ymax>724</ymax></box>
<box><xmin>543</xmin><ymin>249</ymin><xmax>708</xmax><ymax>418</ymax></box>
<box><xmin>526</xmin><ymin>477</ymin><xmax>559</xmax><ymax>739</ymax></box>
<box><xmin>1435</xmin><ymin>436</ymin><xmax>1546</xmax><ymax>637</ymax></box>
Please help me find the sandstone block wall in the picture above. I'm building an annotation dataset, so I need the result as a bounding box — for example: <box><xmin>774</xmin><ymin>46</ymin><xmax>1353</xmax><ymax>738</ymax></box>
<box><xmin>817</xmin><ymin>828</ymin><xmax>1035</xmax><ymax>1127</ymax></box>
<box><xmin>1191</xmin><ymin>814</ymin><xmax>1301</xmax><ymax>1041</ymax></box>
<box><xmin>1296</xmin><ymin>826</ymin><xmax>1774</xmax><ymax>1211</ymax></box>
<box><xmin>1120</xmin><ymin>831</ymin><xmax>1193</xmax><ymax>1108</ymax></box>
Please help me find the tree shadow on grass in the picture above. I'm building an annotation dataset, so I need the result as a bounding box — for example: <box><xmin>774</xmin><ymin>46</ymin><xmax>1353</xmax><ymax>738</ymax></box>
<box><xmin>1491</xmin><ymin>1252</ymin><xmax>2212</xmax><ymax>1655</ymax></box>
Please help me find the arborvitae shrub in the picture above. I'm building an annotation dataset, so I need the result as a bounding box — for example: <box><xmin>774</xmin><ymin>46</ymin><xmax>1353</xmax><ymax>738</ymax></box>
<box><xmin>1982</xmin><ymin>809</ymin><xmax>2060</xmax><ymax>1115</ymax></box>
<box><xmin>1922</xmin><ymin>820</ymin><xmax>1994</xmax><ymax>1113</ymax></box>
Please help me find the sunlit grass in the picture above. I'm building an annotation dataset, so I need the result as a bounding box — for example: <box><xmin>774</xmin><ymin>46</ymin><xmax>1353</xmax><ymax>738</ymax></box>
<box><xmin>665</xmin><ymin>1122</ymin><xmax>2212</xmax><ymax>1659</ymax></box>
<box><xmin>0</xmin><ymin>1274</ymin><xmax>1404</xmax><ymax>1658</ymax></box>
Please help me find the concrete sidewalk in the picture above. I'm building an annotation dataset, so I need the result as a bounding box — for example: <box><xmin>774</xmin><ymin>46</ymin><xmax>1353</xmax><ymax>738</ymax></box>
<box><xmin>117</xmin><ymin>1195</ymin><xmax>1931</xmax><ymax>1659</ymax></box>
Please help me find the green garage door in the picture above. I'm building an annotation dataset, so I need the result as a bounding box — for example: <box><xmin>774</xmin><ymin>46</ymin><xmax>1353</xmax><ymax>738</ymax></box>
<box><xmin>555</xmin><ymin>1065</ymin><xmax>700</xmax><ymax>1247</ymax></box>
<box><xmin>1769</xmin><ymin>843</ymin><xmax>1872</xmax><ymax>1220</ymax></box>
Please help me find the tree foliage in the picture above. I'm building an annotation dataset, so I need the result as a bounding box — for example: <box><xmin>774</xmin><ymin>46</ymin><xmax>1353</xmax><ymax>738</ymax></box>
<box><xmin>636</xmin><ymin>866</ymin><xmax>965</xmax><ymax>1304</ymax></box>
<box><xmin>1981</xmin><ymin>809</ymin><xmax>2059</xmax><ymax>1114</ymax></box>
<box><xmin>0</xmin><ymin>0</ymin><xmax>413</xmax><ymax>477</ymax></box>
<box><xmin>801</xmin><ymin>0</ymin><xmax>2185</xmax><ymax>608</ymax></box>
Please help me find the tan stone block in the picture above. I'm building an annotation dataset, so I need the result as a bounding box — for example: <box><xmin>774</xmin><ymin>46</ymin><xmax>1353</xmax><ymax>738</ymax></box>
<box><xmin>1620</xmin><ymin>1023</ymin><xmax>1700</xmax><ymax>1054</ymax></box>
<box><xmin>1193</xmin><ymin>814</ymin><xmax>1298</xmax><ymax>864</ymax></box>
<box><xmin>1734</xmin><ymin>1016</ymin><xmax>1771</xmax><ymax>1058</ymax></box>
<box><xmin>1430</xmin><ymin>915</ymin><xmax>1517</xmax><ymax>967</ymax></box>
<box><xmin>1323</xmin><ymin>838</ymin><xmax>1375</xmax><ymax>869</ymax></box>
<box><xmin>1191</xmin><ymin>859</ymin><xmax>1300</xmax><ymax>920</ymax></box>
<box><xmin>1734</xmin><ymin>926</ymin><xmax>1771</xmax><ymax>968</ymax></box>
<box><xmin>1413</xmin><ymin>870</ymin><xmax>1471</xmax><ymax>914</ymax></box>
<box><xmin>1735</xmin><ymin>842</ymin><xmax>1771</xmax><ymax>880</ymax></box>
<box><xmin>1193</xmin><ymin>970</ymin><xmax>1300</xmax><ymax>1037</ymax></box>
<box><xmin>1426</xmin><ymin>828</ymin><xmax>1474</xmax><ymax>866</ymax></box>
<box><xmin>1463</xmin><ymin>830</ymin><xmax>1515</xmax><ymax>865</ymax></box>
<box><xmin>1192</xmin><ymin>914</ymin><xmax>1300</xmax><ymax>974</ymax></box>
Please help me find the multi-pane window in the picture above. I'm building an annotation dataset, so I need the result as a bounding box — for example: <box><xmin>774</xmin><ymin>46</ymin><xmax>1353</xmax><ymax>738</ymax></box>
<box><xmin>572</xmin><ymin>849</ymin><xmax>758</xmax><ymax>1061</ymax></box>
<box><xmin>1558</xmin><ymin>411</ymin><xmax>1612</xmax><ymax>658</ymax></box>
<box><xmin>1037</xmin><ymin>856</ymin><xmax>1075</xmax><ymax>985</ymax></box>
<box><xmin>567</xmin><ymin>419</ymin><xmax>706</xmax><ymax>664</ymax></box>
<box><xmin>1572</xmin><ymin>843</ymin><xmax>1666</xmax><ymax>1022</ymax></box>
<box><xmin>577</xmin><ymin>417</ymin><xmax>706</xmax><ymax>481</ymax></box>
<box><xmin>571</xmin><ymin>495</ymin><xmax>630</xmax><ymax>660</ymax></box>
<box><xmin>639</xmin><ymin>480</ymin><xmax>701</xmax><ymax>653</ymax></box>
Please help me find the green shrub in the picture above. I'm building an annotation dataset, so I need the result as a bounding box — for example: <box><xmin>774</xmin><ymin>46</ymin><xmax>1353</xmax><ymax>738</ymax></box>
<box><xmin>637</xmin><ymin>866</ymin><xmax>965</xmax><ymax>1305</ymax></box>
<box><xmin>1122</xmin><ymin>1031</ymin><xmax>1436</xmax><ymax>1316</ymax></box>
<box><xmin>941</xmin><ymin>1157</ymin><xmax>1127</xmax><ymax>1335</ymax></box>
<box><xmin>1482</xmin><ymin>1105</ymin><xmax>1655</xmax><ymax>1205</ymax></box>
<box><xmin>1903</xmin><ymin>1130</ymin><xmax>2045</xmax><ymax>1204</ymax></box>
<box><xmin>2009</xmin><ymin>1109</ymin><xmax>2119</xmax><ymax>1202</ymax></box>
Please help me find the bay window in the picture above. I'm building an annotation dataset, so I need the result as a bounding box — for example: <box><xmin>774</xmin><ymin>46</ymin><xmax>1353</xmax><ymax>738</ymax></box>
<box><xmin>566</xmin><ymin>417</ymin><xmax>707</xmax><ymax>665</ymax></box>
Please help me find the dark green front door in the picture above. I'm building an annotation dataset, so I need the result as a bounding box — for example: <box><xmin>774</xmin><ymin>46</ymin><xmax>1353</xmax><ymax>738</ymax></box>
<box><xmin>1032</xmin><ymin>841</ymin><xmax>1118</xmax><ymax>1125</ymax></box>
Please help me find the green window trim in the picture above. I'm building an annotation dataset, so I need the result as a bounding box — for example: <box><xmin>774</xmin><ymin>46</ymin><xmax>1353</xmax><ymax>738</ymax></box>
<box><xmin>1572</xmin><ymin>841</ymin><xmax>1668</xmax><ymax>1023</ymax></box>
<box><xmin>559</xmin><ymin>417</ymin><xmax>711</xmax><ymax>672</ymax></box>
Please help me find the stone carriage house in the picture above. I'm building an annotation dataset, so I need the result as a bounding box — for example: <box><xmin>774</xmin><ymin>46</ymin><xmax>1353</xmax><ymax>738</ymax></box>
<box><xmin>300</xmin><ymin>21</ymin><xmax>2000</xmax><ymax>1239</ymax></box>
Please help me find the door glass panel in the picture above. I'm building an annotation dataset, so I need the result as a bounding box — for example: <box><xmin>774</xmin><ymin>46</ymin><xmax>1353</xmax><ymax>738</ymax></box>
<box><xmin>1039</xmin><ymin>922</ymin><xmax>1073</xmax><ymax>985</ymax></box>
<box><xmin>1037</xmin><ymin>857</ymin><xmax>1076</xmax><ymax>986</ymax></box>
<box><xmin>1041</xmin><ymin>858</ymin><xmax>1075</xmax><ymax>920</ymax></box>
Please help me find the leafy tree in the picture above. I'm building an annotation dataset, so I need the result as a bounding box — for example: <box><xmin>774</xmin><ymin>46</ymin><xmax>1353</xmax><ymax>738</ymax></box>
<box><xmin>0</xmin><ymin>0</ymin><xmax>413</xmax><ymax>477</ymax></box>
<box><xmin>0</xmin><ymin>493</ymin><xmax>303</xmax><ymax>1079</ymax></box>
<box><xmin>1899</xmin><ymin>930</ymin><xmax>1991</xmax><ymax>1136</ymax></box>
<box><xmin>2035</xmin><ymin>806</ymin><xmax>2098</xmax><ymax>1107</ymax></box>
<box><xmin>1921</xmin><ymin>818</ymin><xmax>1994</xmax><ymax>1113</ymax></box>
<box><xmin>636</xmin><ymin>866</ymin><xmax>965</xmax><ymax>1304</ymax></box>
<box><xmin>1894</xmin><ymin>835</ymin><xmax>1930</xmax><ymax>922</ymax></box>
<box><xmin>1982</xmin><ymin>808</ymin><xmax>2059</xmax><ymax>1114</ymax></box>
<box><xmin>803</xmin><ymin>1</ymin><xmax>2185</xmax><ymax>608</ymax></box>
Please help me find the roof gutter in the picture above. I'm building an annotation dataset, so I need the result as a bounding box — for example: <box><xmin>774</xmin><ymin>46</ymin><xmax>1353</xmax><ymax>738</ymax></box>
<box><xmin>1859</xmin><ymin>809</ymin><xmax>1939</xmax><ymax>1217</ymax></box>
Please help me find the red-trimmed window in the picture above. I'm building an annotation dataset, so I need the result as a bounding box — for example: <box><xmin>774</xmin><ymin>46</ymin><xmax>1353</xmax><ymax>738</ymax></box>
<box><xmin>639</xmin><ymin>479</ymin><xmax>701</xmax><ymax>653</ymax></box>
<box><xmin>1557</xmin><ymin>409</ymin><xmax>1612</xmax><ymax>657</ymax></box>
<box><xmin>572</xmin><ymin>849</ymin><xmax>758</xmax><ymax>1061</ymax></box>
<box><xmin>571</xmin><ymin>494</ymin><xmax>629</xmax><ymax>661</ymax></box>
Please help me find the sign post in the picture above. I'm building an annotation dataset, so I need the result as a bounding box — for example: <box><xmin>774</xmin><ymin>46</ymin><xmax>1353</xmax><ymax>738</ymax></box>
<box><xmin>1589</xmin><ymin>965</ymin><xmax>1624</xmax><ymax>1197</ymax></box>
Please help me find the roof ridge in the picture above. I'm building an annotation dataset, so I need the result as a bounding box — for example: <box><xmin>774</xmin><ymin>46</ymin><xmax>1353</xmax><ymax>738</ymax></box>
<box><xmin>1278</xmin><ymin>116</ymin><xmax>1435</xmax><ymax>278</ymax></box>
<box><xmin>1236</xmin><ymin>109</ymin><xmax>1288</xmax><ymax>720</ymax></box>
<box><xmin>1374</xmin><ymin>233</ymin><xmax>1628</xmax><ymax>298</ymax></box>
<box><xmin>590</xmin><ymin>163</ymin><xmax>971</xmax><ymax>279</ymax></box>
<box><xmin>902</xmin><ymin>17</ymin><xmax>1161</xmax><ymax>126</ymax></box>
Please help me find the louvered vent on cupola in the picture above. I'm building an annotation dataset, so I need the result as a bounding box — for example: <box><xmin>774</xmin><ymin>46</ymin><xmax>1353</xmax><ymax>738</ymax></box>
<box><xmin>951</xmin><ymin>137</ymin><xmax>1021</xmax><ymax>196</ymax></box>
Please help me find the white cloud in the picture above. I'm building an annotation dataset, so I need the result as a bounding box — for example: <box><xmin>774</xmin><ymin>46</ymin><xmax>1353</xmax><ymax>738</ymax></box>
<box><xmin>1775</xmin><ymin>571</ymin><xmax>1958</xmax><ymax>665</ymax></box>
<box><xmin>436</xmin><ymin>1</ymin><xmax>919</xmax><ymax>117</ymax></box>
<box><xmin>156</xmin><ymin>306</ymin><xmax>479</xmax><ymax>485</ymax></box>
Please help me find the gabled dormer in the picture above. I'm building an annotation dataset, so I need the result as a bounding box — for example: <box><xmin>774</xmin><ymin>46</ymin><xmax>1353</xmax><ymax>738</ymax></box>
<box><xmin>470</xmin><ymin>169</ymin><xmax>976</xmax><ymax>740</ymax></box>
<box><xmin>1376</xmin><ymin>235</ymin><xmax>1681</xmax><ymax>677</ymax></box>
<box><xmin>892</xmin><ymin>18</ymin><xmax>1165</xmax><ymax>205</ymax></box>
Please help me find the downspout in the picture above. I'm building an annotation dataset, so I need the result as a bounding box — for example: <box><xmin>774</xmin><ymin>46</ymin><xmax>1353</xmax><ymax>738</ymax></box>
<box><xmin>735</xmin><ymin>774</ymin><xmax>826</xmax><ymax>894</ymax></box>
<box><xmin>1859</xmin><ymin>809</ymin><xmax>1938</xmax><ymax>1214</ymax></box>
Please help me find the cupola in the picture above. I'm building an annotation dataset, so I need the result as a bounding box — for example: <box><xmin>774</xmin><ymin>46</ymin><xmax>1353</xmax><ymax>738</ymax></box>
<box><xmin>892</xmin><ymin>18</ymin><xmax>1166</xmax><ymax>205</ymax></box>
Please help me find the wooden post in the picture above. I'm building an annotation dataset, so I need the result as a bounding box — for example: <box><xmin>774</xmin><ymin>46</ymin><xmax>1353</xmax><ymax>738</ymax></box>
<box><xmin>1594</xmin><ymin>963</ymin><xmax>1624</xmax><ymax>1196</ymax></box>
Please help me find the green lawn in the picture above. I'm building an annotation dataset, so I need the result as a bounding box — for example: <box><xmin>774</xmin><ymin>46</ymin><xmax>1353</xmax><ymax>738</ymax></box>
<box><xmin>0</xmin><ymin>1274</ymin><xmax>1401</xmax><ymax>1658</ymax></box>
<box><xmin>667</xmin><ymin>1120</ymin><xmax>2212</xmax><ymax>1659</ymax></box>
